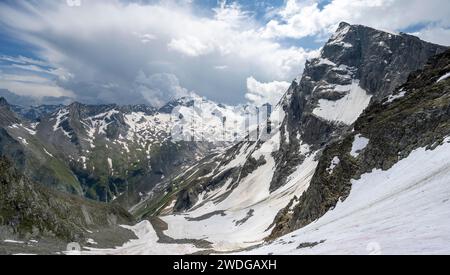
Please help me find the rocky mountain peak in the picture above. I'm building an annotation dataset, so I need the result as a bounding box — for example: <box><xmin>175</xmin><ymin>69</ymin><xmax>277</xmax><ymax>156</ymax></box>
<box><xmin>271</xmin><ymin>23</ymin><xmax>447</xmax><ymax>191</ymax></box>
<box><xmin>158</xmin><ymin>96</ymin><xmax>197</xmax><ymax>114</ymax></box>
<box><xmin>316</xmin><ymin>22</ymin><xmax>447</xmax><ymax>100</ymax></box>
<box><xmin>67</xmin><ymin>101</ymin><xmax>84</xmax><ymax>109</ymax></box>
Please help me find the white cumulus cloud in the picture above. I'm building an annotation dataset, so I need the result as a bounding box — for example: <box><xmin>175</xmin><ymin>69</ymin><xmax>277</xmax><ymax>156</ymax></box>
<box><xmin>135</xmin><ymin>72</ymin><xmax>190</xmax><ymax>107</ymax></box>
<box><xmin>262</xmin><ymin>0</ymin><xmax>450</xmax><ymax>45</ymax></box>
<box><xmin>246</xmin><ymin>77</ymin><xmax>291</xmax><ymax>106</ymax></box>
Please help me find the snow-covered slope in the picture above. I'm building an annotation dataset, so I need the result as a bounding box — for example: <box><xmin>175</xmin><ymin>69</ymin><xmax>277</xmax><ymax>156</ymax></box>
<box><xmin>86</xmin><ymin>139</ymin><xmax>450</xmax><ymax>255</ymax></box>
<box><xmin>312</xmin><ymin>80</ymin><xmax>372</xmax><ymax>125</ymax></box>
<box><xmin>161</xmin><ymin>130</ymin><xmax>317</xmax><ymax>251</ymax></box>
<box><xmin>82</xmin><ymin>220</ymin><xmax>201</xmax><ymax>255</ymax></box>
<box><xmin>243</xmin><ymin>139</ymin><xmax>450</xmax><ymax>255</ymax></box>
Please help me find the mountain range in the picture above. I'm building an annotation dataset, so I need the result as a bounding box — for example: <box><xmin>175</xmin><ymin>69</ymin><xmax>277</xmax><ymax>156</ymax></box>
<box><xmin>0</xmin><ymin>22</ymin><xmax>449</xmax><ymax>255</ymax></box>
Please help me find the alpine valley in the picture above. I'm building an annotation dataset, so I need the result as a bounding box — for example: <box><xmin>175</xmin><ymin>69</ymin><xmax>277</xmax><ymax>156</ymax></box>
<box><xmin>1</xmin><ymin>23</ymin><xmax>449</xmax><ymax>255</ymax></box>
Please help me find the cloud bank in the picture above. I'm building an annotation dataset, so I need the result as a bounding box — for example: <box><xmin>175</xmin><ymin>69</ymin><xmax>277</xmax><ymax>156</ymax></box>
<box><xmin>0</xmin><ymin>0</ymin><xmax>448</xmax><ymax>107</ymax></box>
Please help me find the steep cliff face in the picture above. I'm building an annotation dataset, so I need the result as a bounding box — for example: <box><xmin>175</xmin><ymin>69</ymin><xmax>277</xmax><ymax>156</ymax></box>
<box><xmin>270</xmin><ymin>22</ymin><xmax>447</xmax><ymax>192</ymax></box>
<box><xmin>270</xmin><ymin>49</ymin><xmax>450</xmax><ymax>239</ymax></box>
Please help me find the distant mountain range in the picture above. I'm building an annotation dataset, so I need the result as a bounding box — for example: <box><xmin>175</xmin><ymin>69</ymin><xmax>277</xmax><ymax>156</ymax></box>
<box><xmin>0</xmin><ymin>92</ymin><xmax>264</xmax><ymax>210</ymax></box>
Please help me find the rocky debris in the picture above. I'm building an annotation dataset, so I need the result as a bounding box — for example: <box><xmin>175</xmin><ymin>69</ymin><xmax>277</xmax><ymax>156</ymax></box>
<box><xmin>185</xmin><ymin>211</ymin><xmax>227</xmax><ymax>222</ymax></box>
<box><xmin>235</xmin><ymin>209</ymin><xmax>255</xmax><ymax>226</ymax></box>
<box><xmin>297</xmin><ymin>240</ymin><xmax>326</xmax><ymax>249</ymax></box>
<box><xmin>240</xmin><ymin>156</ymin><xmax>267</xmax><ymax>183</ymax></box>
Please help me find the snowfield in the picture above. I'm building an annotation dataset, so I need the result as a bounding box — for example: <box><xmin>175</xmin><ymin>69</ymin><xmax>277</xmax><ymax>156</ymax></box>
<box><xmin>161</xmin><ymin>144</ymin><xmax>318</xmax><ymax>251</ymax></box>
<box><xmin>88</xmin><ymin>138</ymin><xmax>450</xmax><ymax>255</ymax></box>
<box><xmin>437</xmin><ymin>72</ymin><xmax>450</xmax><ymax>83</ymax></box>
<box><xmin>242</xmin><ymin>139</ymin><xmax>450</xmax><ymax>255</ymax></box>
<box><xmin>82</xmin><ymin>221</ymin><xmax>201</xmax><ymax>255</ymax></box>
<box><xmin>312</xmin><ymin>80</ymin><xmax>372</xmax><ymax>125</ymax></box>
<box><xmin>350</xmin><ymin>134</ymin><xmax>370</xmax><ymax>157</ymax></box>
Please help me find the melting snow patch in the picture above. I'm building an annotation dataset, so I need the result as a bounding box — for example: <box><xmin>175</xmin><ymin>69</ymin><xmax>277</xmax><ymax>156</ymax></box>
<box><xmin>17</xmin><ymin>137</ymin><xmax>28</xmax><ymax>145</ymax></box>
<box><xmin>23</xmin><ymin>127</ymin><xmax>36</xmax><ymax>135</ymax></box>
<box><xmin>313</xmin><ymin>80</ymin><xmax>372</xmax><ymax>125</ymax></box>
<box><xmin>43</xmin><ymin>148</ymin><xmax>54</xmax><ymax>158</ymax></box>
<box><xmin>329</xmin><ymin>25</ymin><xmax>351</xmax><ymax>45</ymax></box>
<box><xmin>351</xmin><ymin>134</ymin><xmax>369</xmax><ymax>158</ymax></box>
<box><xmin>82</xmin><ymin>221</ymin><xmax>200</xmax><ymax>255</ymax></box>
<box><xmin>437</xmin><ymin>72</ymin><xmax>450</xmax><ymax>83</ymax></box>
<box><xmin>316</xmin><ymin>58</ymin><xmax>336</xmax><ymax>67</ymax></box>
<box><xmin>385</xmin><ymin>89</ymin><xmax>406</xmax><ymax>104</ymax></box>
<box><xmin>328</xmin><ymin>25</ymin><xmax>353</xmax><ymax>48</ymax></box>
<box><xmin>107</xmin><ymin>158</ymin><xmax>113</xmax><ymax>172</ymax></box>
<box><xmin>243</xmin><ymin>140</ymin><xmax>450</xmax><ymax>255</ymax></box>
<box><xmin>80</xmin><ymin>157</ymin><xmax>87</xmax><ymax>169</ymax></box>
<box><xmin>3</xmin><ymin>240</ymin><xmax>25</xmax><ymax>244</ymax></box>
<box><xmin>327</xmin><ymin>157</ymin><xmax>340</xmax><ymax>174</ymax></box>
<box><xmin>53</xmin><ymin>109</ymin><xmax>70</xmax><ymax>133</ymax></box>
<box><xmin>86</xmin><ymin>238</ymin><xmax>98</xmax><ymax>245</ymax></box>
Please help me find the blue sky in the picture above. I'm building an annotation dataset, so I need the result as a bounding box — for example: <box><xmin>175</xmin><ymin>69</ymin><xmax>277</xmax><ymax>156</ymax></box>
<box><xmin>0</xmin><ymin>0</ymin><xmax>449</xmax><ymax>107</ymax></box>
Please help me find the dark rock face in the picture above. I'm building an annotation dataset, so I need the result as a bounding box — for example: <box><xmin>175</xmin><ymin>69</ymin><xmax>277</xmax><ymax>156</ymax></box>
<box><xmin>240</xmin><ymin>155</ymin><xmax>267</xmax><ymax>181</ymax></box>
<box><xmin>270</xmin><ymin>49</ymin><xmax>450</xmax><ymax>239</ymax></box>
<box><xmin>269</xmin><ymin>22</ymin><xmax>447</xmax><ymax>192</ymax></box>
<box><xmin>323</xmin><ymin>22</ymin><xmax>446</xmax><ymax>99</ymax></box>
<box><xmin>0</xmin><ymin>98</ymin><xmax>20</xmax><ymax>127</ymax></box>
<box><xmin>174</xmin><ymin>189</ymin><xmax>200</xmax><ymax>213</ymax></box>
